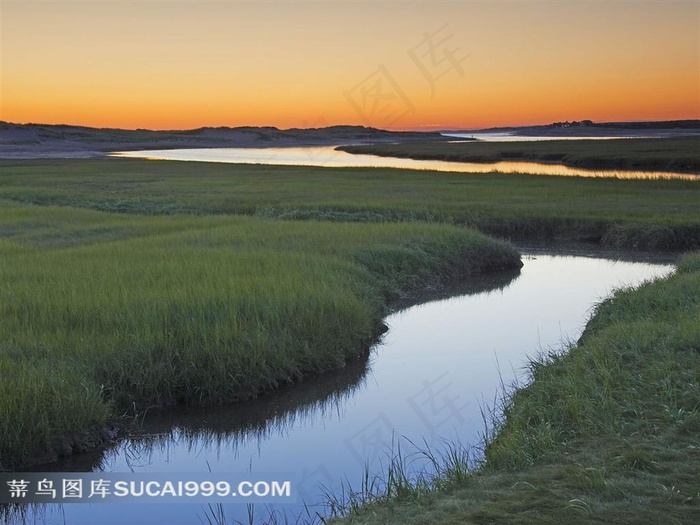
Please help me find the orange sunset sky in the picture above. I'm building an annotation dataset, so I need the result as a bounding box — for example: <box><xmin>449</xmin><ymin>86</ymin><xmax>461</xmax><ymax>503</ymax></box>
<box><xmin>1</xmin><ymin>0</ymin><xmax>699</xmax><ymax>131</ymax></box>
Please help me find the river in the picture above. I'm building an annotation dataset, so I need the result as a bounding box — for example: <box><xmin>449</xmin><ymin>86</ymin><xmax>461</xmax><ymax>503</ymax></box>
<box><xmin>7</xmin><ymin>248</ymin><xmax>675</xmax><ymax>524</ymax></box>
<box><xmin>110</xmin><ymin>146</ymin><xmax>696</xmax><ymax>180</ymax></box>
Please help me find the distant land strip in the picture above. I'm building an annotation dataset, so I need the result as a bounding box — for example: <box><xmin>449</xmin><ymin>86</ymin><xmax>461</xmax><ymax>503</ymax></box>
<box><xmin>338</xmin><ymin>136</ymin><xmax>700</xmax><ymax>175</ymax></box>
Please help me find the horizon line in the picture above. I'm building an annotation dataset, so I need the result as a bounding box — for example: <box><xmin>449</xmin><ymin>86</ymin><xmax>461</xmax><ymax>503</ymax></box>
<box><xmin>3</xmin><ymin>118</ymin><xmax>700</xmax><ymax>134</ymax></box>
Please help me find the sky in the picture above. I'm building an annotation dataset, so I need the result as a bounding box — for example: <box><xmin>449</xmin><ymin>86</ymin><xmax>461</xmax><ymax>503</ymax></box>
<box><xmin>1</xmin><ymin>0</ymin><xmax>699</xmax><ymax>130</ymax></box>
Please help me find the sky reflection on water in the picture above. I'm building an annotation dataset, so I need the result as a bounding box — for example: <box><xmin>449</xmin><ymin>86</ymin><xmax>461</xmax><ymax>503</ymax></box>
<box><xmin>8</xmin><ymin>252</ymin><xmax>676</xmax><ymax>524</ymax></box>
<box><xmin>112</xmin><ymin>146</ymin><xmax>697</xmax><ymax>181</ymax></box>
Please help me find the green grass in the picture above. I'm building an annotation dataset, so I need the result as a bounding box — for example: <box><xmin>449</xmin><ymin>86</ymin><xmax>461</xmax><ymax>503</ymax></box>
<box><xmin>339</xmin><ymin>136</ymin><xmax>700</xmax><ymax>174</ymax></box>
<box><xmin>0</xmin><ymin>154</ymin><xmax>697</xmax><ymax>494</ymax></box>
<box><xmin>1</xmin><ymin>157</ymin><xmax>699</xmax><ymax>250</ymax></box>
<box><xmin>0</xmin><ymin>202</ymin><xmax>520</xmax><ymax>469</ymax></box>
<box><xmin>329</xmin><ymin>252</ymin><xmax>700</xmax><ymax>524</ymax></box>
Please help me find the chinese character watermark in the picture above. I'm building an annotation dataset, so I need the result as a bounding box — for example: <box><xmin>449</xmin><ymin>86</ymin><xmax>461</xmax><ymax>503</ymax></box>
<box><xmin>407</xmin><ymin>372</ymin><xmax>470</xmax><ymax>434</ymax></box>
<box><xmin>343</xmin><ymin>23</ymin><xmax>469</xmax><ymax>127</ymax></box>
<box><xmin>6</xmin><ymin>480</ymin><xmax>29</xmax><ymax>499</ymax></box>
<box><xmin>62</xmin><ymin>479</ymin><xmax>83</xmax><ymax>499</ymax></box>
<box><xmin>36</xmin><ymin>478</ymin><xmax>56</xmax><ymax>498</ymax></box>
<box><xmin>344</xmin><ymin>413</ymin><xmax>395</xmax><ymax>467</ymax></box>
<box><xmin>90</xmin><ymin>479</ymin><xmax>111</xmax><ymax>499</ymax></box>
<box><xmin>344</xmin><ymin>65</ymin><xmax>414</xmax><ymax>127</ymax></box>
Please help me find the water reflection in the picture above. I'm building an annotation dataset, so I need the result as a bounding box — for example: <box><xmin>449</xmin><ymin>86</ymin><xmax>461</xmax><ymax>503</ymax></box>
<box><xmin>4</xmin><ymin>253</ymin><xmax>674</xmax><ymax>524</ymax></box>
<box><xmin>105</xmin><ymin>355</ymin><xmax>373</xmax><ymax>473</ymax></box>
<box><xmin>111</xmin><ymin>146</ymin><xmax>698</xmax><ymax>180</ymax></box>
<box><xmin>4</xmin><ymin>270</ymin><xmax>521</xmax><ymax>524</ymax></box>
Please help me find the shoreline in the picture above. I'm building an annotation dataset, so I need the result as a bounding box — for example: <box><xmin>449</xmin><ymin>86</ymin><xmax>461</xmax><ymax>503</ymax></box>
<box><xmin>0</xmin><ymin>122</ymin><xmax>449</xmax><ymax>160</ymax></box>
<box><xmin>2</xmin><ymin>156</ymin><xmax>698</xmax><ymax>473</ymax></box>
<box><xmin>4</xmin><ymin>242</ymin><xmax>679</xmax><ymax>472</ymax></box>
<box><xmin>11</xmin><ymin>266</ymin><xmax>524</xmax><ymax>472</ymax></box>
<box><xmin>337</xmin><ymin>136</ymin><xmax>700</xmax><ymax>175</ymax></box>
<box><xmin>13</xmin><ymin>242</ymin><xmax>671</xmax><ymax>472</ymax></box>
<box><xmin>0</xmin><ymin>216</ymin><xmax>521</xmax><ymax>471</ymax></box>
<box><xmin>331</xmin><ymin>251</ymin><xmax>700</xmax><ymax>524</ymax></box>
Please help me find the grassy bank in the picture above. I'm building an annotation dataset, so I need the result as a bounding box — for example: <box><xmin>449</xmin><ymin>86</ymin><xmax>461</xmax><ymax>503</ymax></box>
<box><xmin>0</xmin><ymin>202</ymin><xmax>520</xmax><ymax>469</ymax></box>
<box><xmin>1</xmin><ymin>156</ymin><xmax>697</xmax><ymax>469</ymax></box>
<box><xmin>1</xmin><ymin>158</ymin><xmax>699</xmax><ymax>250</ymax></box>
<box><xmin>339</xmin><ymin>136</ymin><xmax>700</xmax><ymax>174</ymax></box>
<box><xmin>330</xmin><ymin>252</ymin><xmax>700</xmax><ymax>524</ymax></box>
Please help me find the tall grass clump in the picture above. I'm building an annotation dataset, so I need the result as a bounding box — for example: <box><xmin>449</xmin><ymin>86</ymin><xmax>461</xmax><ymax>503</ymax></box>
<box><xmin>0</xmin><ymin>355</ymin><xmax>112</xmax><ymax>470</ymax></box>
<box><xmin>323</xmin><ymin>438</ymin><xmax>474</xmax><ymax>520</ymax></box>
<box><xmin>0</xmin><ymin>205</ymin><xmax>520</xmax><ymax>468</ymax></box>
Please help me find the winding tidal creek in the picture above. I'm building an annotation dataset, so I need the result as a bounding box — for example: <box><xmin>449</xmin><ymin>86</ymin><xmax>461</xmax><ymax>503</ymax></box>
<box><xmin>112</xmin><ymin>146</ymin><xmax>697</xmax><ymax>180</ymax></box>
<box><xmin>9</xmin><ymin>248</ymin><xmax>675</xmax><ymax>525</ymax></box>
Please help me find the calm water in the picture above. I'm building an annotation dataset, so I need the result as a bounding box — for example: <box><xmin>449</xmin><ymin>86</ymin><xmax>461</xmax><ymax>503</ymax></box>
<box><xmin>8</xmin><ymin>251</ymin><xmax>675</xmax><ymax>524</ymax></box>
<box><xmin>111</xmin><ymin>146</ymin><xmax>697</xmax><ymax>180</ymax></box>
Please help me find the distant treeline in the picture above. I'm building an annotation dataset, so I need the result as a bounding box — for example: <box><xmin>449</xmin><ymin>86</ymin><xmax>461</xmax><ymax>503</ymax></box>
<box><xmin>550</xmin><ymin>119</ymin><xmax>699</xmax><ymax>129</ymax></box>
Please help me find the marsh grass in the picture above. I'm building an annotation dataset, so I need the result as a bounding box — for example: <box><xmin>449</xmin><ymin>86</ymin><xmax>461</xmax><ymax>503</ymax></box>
<box><xmin>329</xmin><ymin>253</ymin><xmax>700</xmax><ymax>524</ymax></box>
<box><xmin>0</xmin><ymin>204</ymin><xmax>519</xmax><ymax>469</ymax></box>
<box><xmin>200</xmin><ymin>501</ymin><xmax>322</xmax><ymax>525</ymax></box>
<box><xmin>338</xmin><ymin>137</ymin><xmax>700</xmax><ymax>174</ymax></box>
<box><xmin>322</xmin><ymin>438</ymin><xmax>475</xmax><ymax>520</ymax></box>
<box><xmin>1</xmin><ymin>158</ymin><xmax>699</xmax><ymax>250</ymax></box>
<box><xmin>200</xmin><ymin>252</ymin><xmax>700</xmax><ymax>525</ymax></box>
<box><xmin>1</xmin><ymin>157</ymin><xmax>698</xmax><ymax>522</ymax></box>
